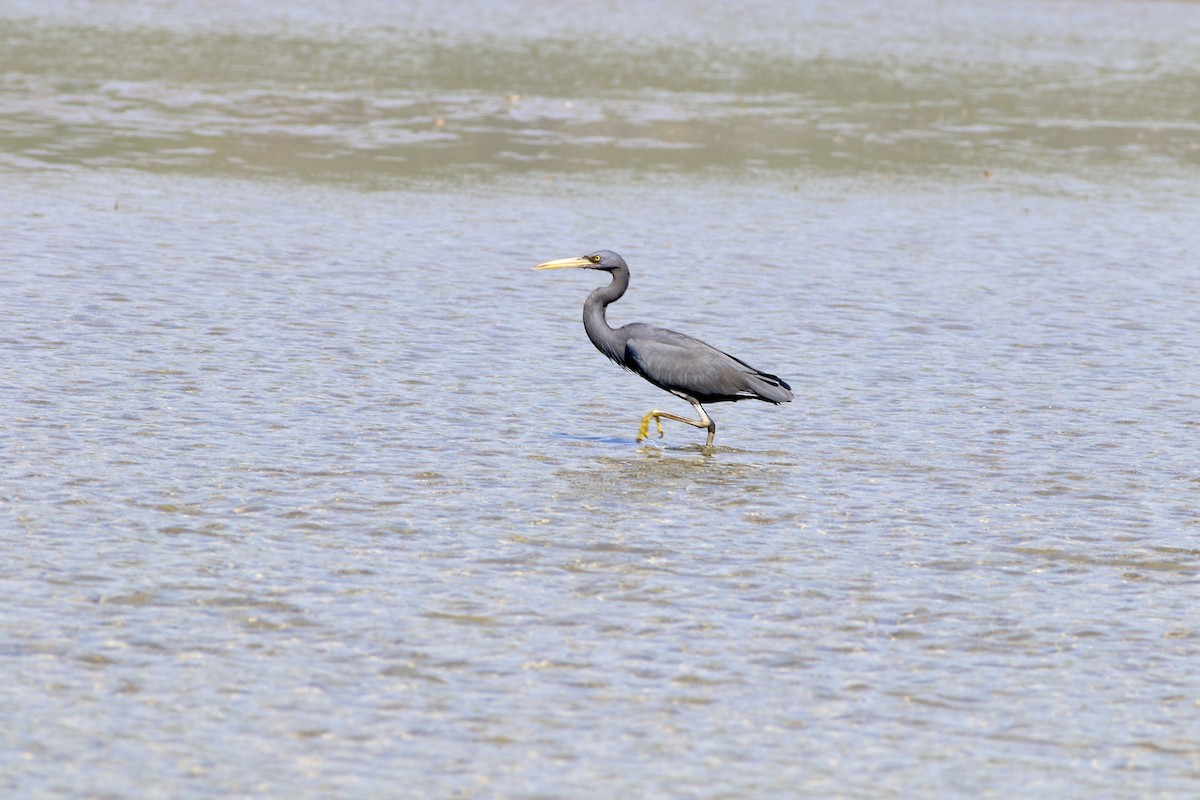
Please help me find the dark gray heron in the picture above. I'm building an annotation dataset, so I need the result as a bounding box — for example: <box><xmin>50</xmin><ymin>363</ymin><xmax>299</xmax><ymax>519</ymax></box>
<box><xmin>534</xmin><ymin>250</ymin><xmax>792</xmax><ymax>449</ymax></box>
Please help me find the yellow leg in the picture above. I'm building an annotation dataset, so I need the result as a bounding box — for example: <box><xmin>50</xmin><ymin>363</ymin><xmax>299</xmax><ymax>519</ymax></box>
<box><xmin>635</xmin><ymin>401</ymin><xmax>716</xmax><ymax>448</ymax></box>
<box><xmin>637</xmin><ymin>411</ymin><xmax>665</xmax><ymax>441</ymax></box>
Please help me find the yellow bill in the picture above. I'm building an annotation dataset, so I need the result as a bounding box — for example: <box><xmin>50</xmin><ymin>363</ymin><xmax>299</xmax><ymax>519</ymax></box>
<box><xmin>533</xmin><ymin>256</ymin><xmax>593</xmax><ymax>270</ymax></box>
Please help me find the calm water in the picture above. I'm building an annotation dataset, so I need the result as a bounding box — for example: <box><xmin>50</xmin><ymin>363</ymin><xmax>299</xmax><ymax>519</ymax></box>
<box><xmin>3</xmin><ymin>1</ymin><xmax>1200</xmax><ymax>797</ymax></box>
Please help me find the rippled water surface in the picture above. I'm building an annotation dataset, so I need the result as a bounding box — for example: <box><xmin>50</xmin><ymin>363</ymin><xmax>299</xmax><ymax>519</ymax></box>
<box><xmin>3</xmin><ymin>1</ymin><xmax>1200</xmax><ymax>797</ymax></box>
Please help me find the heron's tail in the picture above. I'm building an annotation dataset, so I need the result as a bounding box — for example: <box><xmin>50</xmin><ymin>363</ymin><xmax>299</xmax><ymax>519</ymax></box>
<box><xmin>748</xmin><ymin>370</ymin><xmax>793</xmax><ymax>404</ymax></box>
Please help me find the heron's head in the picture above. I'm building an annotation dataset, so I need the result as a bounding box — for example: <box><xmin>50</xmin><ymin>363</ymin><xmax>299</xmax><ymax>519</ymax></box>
<box><xmin>534</xmin><ymin>250</ymin><xmax>627</xmax><ymax>272</ymax></box>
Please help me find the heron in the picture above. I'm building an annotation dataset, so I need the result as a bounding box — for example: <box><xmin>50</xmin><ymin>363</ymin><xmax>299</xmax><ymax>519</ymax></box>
<box><xmin>534</xmin><ymin>250</ymin><xmax>793</xmax><ymax>449</ymax></box>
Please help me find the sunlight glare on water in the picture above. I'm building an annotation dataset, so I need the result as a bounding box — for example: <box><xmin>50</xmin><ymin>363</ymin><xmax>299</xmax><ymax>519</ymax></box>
<box><xmin>2</xmin><ymin>0</ymin><xmax>1200</xmax><ymax>797</ymax></box>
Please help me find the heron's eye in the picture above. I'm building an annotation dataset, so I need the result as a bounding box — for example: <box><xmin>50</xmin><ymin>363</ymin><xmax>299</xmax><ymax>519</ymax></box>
<box><xmin>590</xmin><ymin>255</ymin><xmax>601</xmax><ymax>263</ymax></box>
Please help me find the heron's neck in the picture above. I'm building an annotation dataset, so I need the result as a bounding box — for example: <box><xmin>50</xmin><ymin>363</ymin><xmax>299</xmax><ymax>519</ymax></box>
<box><xmin>582</xmin><ymin>266</ymin><xmax>630</xmax><ymax>363</ymax></box>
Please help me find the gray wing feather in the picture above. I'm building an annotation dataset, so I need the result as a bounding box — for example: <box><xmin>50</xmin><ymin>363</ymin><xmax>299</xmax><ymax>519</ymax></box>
<box><xmin>623</xmin><ymin>325</ymin><xmax>792</xmax><ymax>404</ymax></box>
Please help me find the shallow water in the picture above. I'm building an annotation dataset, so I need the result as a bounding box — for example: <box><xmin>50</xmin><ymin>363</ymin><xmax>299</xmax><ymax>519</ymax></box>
<box><xmin>3</xmin><ymin>1</ymin><xmax>1200</xmax><ymax>798</ymax></box>
<box><xmin>4</xmin><ymin>0</ymin><xmax>1199</xmax><ymax>181</ymax></box>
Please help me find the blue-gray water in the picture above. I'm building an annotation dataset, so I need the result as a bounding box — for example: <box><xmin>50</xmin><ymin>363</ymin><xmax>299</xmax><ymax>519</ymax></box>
<box><xmin>3</xmin><ymin>1</ymin><xmax>1199</xmax><ymax>797</ymax></box>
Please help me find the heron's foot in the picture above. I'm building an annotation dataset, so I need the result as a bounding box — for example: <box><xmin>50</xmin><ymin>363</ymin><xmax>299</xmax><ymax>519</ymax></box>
<box><xmin>636</xmin><ymin>411</ymin><xmax>665</xmax><ymax>442</ymax></box>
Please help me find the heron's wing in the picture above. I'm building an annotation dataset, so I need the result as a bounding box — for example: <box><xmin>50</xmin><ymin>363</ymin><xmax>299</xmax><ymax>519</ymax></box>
<box><xmin>624</xmin><ymin>325</ymin><xmax>792</xmax><ymax>403</ymax></box>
